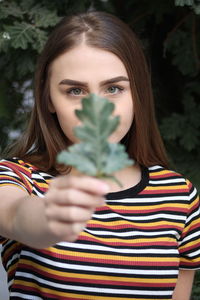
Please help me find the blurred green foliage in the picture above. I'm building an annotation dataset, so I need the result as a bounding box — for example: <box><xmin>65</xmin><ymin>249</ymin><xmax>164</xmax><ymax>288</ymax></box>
<box><xmin>0</xmin><ymin>0</ymin><xmax>200</xmax><ymax>296</ymax></box>
<box><xmin>1</xmin><ymin>0</ymin><xmax>200</xmax><ymax>189</ymax></box>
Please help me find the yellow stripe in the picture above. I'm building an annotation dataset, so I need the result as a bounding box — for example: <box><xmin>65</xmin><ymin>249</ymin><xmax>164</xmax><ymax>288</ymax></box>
<box><xmin>179</xmin><ymin>239</ymin><xmax>200</xmax><ymax>251</ymax></box>
<box><xmin>47</xmin><ymin>248</ymin><xmax>178</xmax><ymax>263</ymax></box>
<box><xmin>14</xmin><ymin>279</ymin><xmax>174</xmax><ymax>300</ymax></box>
<box><xmin>182</xmin><ymin>218</ymin><xmax>200</xmax><ymax>233</ymax></box>
<box><xmin>0</xmin><ymin>182</ymin><xmax>27</xmax><ymax>192</ymax></box>
<box><xmin>145</xmin><ymin>185</ymin><xmax>186</xmax><ymax>190</ymax></box>
<box><xmin>18</xmin><ymin>259</ymin><xmax>177</xmax><ymax>284</ymax></box>
<box><xmin>2</xmin><ymin>241</ymin><xmax>21</xmax><ymax>260</ymax></box>
<box><xmin>190</xmin><ymin>196</ymin><xmax>199</xmax><ymax>207</ymax></box>
<box><xmin>150</xmin><ymin>170</ymin><xmax>174</xmax><ymax>176</ymax></box>
<box><xmin>18</xmin><ymin>160</ymin><xmax>35</xmax><ymax>171</ymax></box>
<box><xmin>106</xmin><ymin>203</ymin><xmax>187</xmax><ymax>211</ymax></box>
<box><xmin>34</xmin><ymin>182</ymin><xmax>48</xmax><ymax>188</ymax></box>
<box><xmin>87</xmin><ymin>219</ymin><xmax>182</xmax><ymax>228</ymax></box>
<box><xmin>7</xmin><ymin>261</ymin><xmax>18</xmax><ymax>274</ymax></box>
<box><xmin>180</xmin><ymin>257</ymin><xmax>200</xmax><ymax>263</ymax></box>
<box><xmin>80</xmin><ymin>231</ymin><xmax>177</xmax><ymax>244</ymax></box>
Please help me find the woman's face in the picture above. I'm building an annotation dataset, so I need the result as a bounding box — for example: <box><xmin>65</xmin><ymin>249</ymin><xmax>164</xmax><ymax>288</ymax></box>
<box><xmin>49</xmin><ymin>44</ymin><xmax>134</xmax><ymax>144</ymax></box>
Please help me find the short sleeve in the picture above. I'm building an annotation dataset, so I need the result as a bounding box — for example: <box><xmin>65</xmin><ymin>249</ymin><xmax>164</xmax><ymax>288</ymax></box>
<box><xmin>0</xmin><ymin>159</ymin><xmax>33</xmax><ymax>244</ymax></box>
<box><xmin>0</xmin><ymin>159</ymin><xmax>33</xmax><ymax>194</ymax></box>
<box><xmin>178</xmin><ymin>180</ymin><xmax>200</xmax><ymax>269</ymax></box>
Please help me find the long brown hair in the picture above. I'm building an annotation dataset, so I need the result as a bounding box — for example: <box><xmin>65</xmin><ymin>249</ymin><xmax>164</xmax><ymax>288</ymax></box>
<box><xmin>7</xmin><ymin>11</ymin><xmax>169</xmax><ymax>174</ymax></box>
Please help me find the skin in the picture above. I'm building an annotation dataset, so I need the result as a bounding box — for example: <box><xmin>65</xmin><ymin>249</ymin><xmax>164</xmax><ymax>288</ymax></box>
<box><xmin>0</xmin><ymin>42</ymin><xmax>195</xmax><ymax>299</ymax></box>
<box><xmin>49</xmin><ymin>43</ymin><xmax>134</xmax><ymax>144</ymax></box>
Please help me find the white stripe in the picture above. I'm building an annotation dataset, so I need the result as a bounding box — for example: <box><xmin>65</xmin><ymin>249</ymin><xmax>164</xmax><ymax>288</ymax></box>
<box><xmin>57</xmin><ymin>241</ymin><xmax>178</xmax><ymax>254</ymax></box>
<box><xmin>21</xmin><ymin>251</ymin><xmax>178</xmax><ymax>275</ymax></box>
<box><xmin>16</xmin><ymin>272</ymin><xmax>172</xmax><ymax>296</ymax></box>
<box><xmin>186</xmin><ymin>210</ymin><xmax>200</xmax><ymax>224</ymax></box>
<box><xmin>10</xmin><ymin>292</ymin><xmax>42</xmax><ymax>300</ymax></box>
<box><xmin>39</xmin><ymin>172</ymin><xmax>53</xmax><ymax>178</ymax></box>
<box><xmin>189</xmin><ymin>188</ymin><xmax>198</xmax><ymax>200</ymax></box>
<box><xmin>0</xmin><ymin>180</ymin><xmax>28</xmax><ymax>191</ymax></box>
<box><xmin>148</xmin><ymin>166</ymin><xmax>162</xmax><ymax>170</ymax></box>
<box><xmin>106</xmin><ymin>195</ymin><xmax>189</xmax><ymax>203</ymax></box>
<box><xmin>85</xmin><ymin>229</ymin><xmax>180</xmax><ymax>238</ymax></box>
<box><xmin>93</xmin><ymin>212</ymin><xmax>186</xmax><ymax>221</ymax></box>
<box><xmin>31</xmin><ymin>173</ymin><xmax>52</xmax><ymax>180</ymax></box>
<box><xmin>32</xmin><ymin>187</ymin><xmax>45</xmax><ymax>197</ymax></box>
<box><xmin>0</xmin><ymin>170</ymin><xmax>20</xmax><ymax>176</ymax></box>
<box><xmin>149</xmin><ymin>179</ymin><xmax>186</xmax><ymax>184</ymax></box>
<box><xmin>31</xmin><ymin>173</ymin><xmax>45</xmax><ymax>179</ymax></box>
<box><xmin>179</xmin><ymin>230</ymin><xmax>200</xmax><ymax>244</ymax></box>
<box><xmin>189</xmin><ymin>248</ymin><xmax>200</xmax><ymax>257</ymax></box>
<box><xmin>7</xmin><ymin>253</ymin><xmax>20</xmax><ymax>269</ymax></box>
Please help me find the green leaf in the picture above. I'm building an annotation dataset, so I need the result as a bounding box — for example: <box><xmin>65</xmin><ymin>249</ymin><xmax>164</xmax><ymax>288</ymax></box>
<box><xmin>32</xmin><ymin>28</ymin><xmax>48</xmax><ymax>52</ymax></box>
<box><xmin>164</xmin><ymin>29</ymin><xmax>197</xmax><ymax>76</ymax></box>
<box><xmin>57</xmin><ymin>144</ymin><xmax>98</xmax><ymax>176</ymax></box>
<box><xmin>175</xmin><ymin>0</ymin><xmax>194</xmax><ymax>6</ymax></box>
<box><xmin>4</xmin><ymin>22</ymin><xmax>35</xmax><ymax>50</ymax></box>
<box><xmin>29</xmin><ymin>6</ymin><xmax>61</xmax><ymax>28</ymax></box>
<box><xmin>74</xmin><ymin>94</ymin><xmax>119</xmax><ymax>142</ymax></box>
<box><xmin>0</xmin><ymin>2</ymin><xmax>24</xmax><ymax>20</ymax></box>
<box><xmin>103</xmin><ymin>143</ymin><xmax>133</xmax><ymax>174</ymax></box>
<box><xmin>175</xmin><ymin>0</ymin><xmax>200</xmax><ymax>14</ymax></box>
<box><xmin>57</xmin><ymin>94</ymin><xmax>134</xmax><ymax>186</ymax></box>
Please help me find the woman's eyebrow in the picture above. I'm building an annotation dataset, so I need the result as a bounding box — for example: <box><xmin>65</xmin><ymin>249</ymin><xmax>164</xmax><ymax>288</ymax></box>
<box><xmin>59</xmin><ymin>76</ymin><xmax>129</xmax><ymax>87</ymax></box>
<box><xmin>100</xmin><ymin>76</ymin><xmax>129</xmax><ymax>86</ymax></box>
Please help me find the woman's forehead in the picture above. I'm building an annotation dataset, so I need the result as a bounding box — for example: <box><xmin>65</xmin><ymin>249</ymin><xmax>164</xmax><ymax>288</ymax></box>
<box><xmin>50</xmin><ymin>44</ymin><xmax>128</xmax><ymax>81</ymax></box>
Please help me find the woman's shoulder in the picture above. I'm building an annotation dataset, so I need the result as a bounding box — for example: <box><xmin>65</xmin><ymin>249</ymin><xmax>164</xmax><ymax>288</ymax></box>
<box><xmin>0</xmin><ymin>157</ymin><xmax>52</xmax><ymax>176</ymax></box>
<box><xmin>0</xmin><ymin>157</ymin><xmax>37</xmax><ymax>172</ymax></box>
<box><xmin>0</xmin><ymin>157</ymin><xmax>54</xmax><ymax>181</ymax></box>
<box><xmin>149</xmin><ymin>164</ymin><xmax>188</xmax><ymax>179</ymax></box>
<box><xmin>148</xmin><ymin>164</ymin><xmax>198</xmax><ymax>195</ymax></box>
<box><xmin>0</xmin><ymin>157</ymin><xmax>53</xmax><ymax>195</ymax></box>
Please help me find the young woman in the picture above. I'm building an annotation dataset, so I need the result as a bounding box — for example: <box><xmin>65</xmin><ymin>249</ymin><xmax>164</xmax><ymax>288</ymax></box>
<box><xmin>0</xmin><ymin>11</ymin><xmax>199</xmax><ymax>300</ymax></box>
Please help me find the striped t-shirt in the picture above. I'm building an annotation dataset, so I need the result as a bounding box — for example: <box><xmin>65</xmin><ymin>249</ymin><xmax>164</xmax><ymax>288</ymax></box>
<box><xmin>0</xmin><ymin>158</ymin><xmax>200</xmax><ymax>300</ymax></box>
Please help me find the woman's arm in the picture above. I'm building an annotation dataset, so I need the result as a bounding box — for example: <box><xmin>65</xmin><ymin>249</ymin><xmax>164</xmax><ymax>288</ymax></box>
<box><xmin>0</xmin><ymin>175</ymin><xmax>108</xmax><ymax>248</ymax></box>
<box><xmin>172</xmin><ymin>269</ymin><xmax>195</xmax><ymax>300</ymax></box>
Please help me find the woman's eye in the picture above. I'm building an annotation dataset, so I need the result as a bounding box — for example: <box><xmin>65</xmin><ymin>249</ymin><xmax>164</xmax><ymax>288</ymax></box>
<box><xmin>67</xmin><ymin>88</ymin><xmax>83</xmax><ymax>96</ymax></box>
<box><xmin>107</xmin><ymin>86</ymin><xmax>124</xmax><ymax>95</ymax></box>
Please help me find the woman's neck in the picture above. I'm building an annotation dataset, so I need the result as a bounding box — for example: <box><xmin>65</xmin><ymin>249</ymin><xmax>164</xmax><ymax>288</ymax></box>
<box><xmin>70</xmin><ymin>163</ymin><xmax>142</xmax><ymax>193</ymax></box>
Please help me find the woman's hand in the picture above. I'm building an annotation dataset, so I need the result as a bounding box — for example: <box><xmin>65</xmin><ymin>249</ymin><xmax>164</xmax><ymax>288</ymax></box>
<box><xmin>43</xmin><ymin>175</ymin><xmax>109</xmax><ymax>243</ymax></box>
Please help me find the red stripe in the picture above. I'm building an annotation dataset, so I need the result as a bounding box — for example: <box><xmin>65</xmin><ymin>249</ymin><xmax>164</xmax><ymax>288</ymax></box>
<box><xmin>60</xmin><ymin>254</ymin><xmax>179</xmax><ymax>267</ymax></box>
<box><xmin>32</xmin><ymin>180</ymin><xmax>48</xmax><ymax>192</ymax></box>
<box><xmin>180</xmin><ymin>261</ymin><xmax>199</xmax><ymax>268</ymax></box>
<box><xmin>5</xmin><ymin>162</ymin><xmax>31</xmax><ymax>178</ymax></box>
<box><xmin>96</xmin><ymin>205</ymin><xmax>187</xmax><ymax>213</ymax></box>
<box><xmin>12</xmin><ymin>284</ymin><xmax>60</xmax><ymax>299</ymax></box>
<box><xmin>0</xmin><ymin>162</ymin><xmax>32</xmax><ymax>193</ymax></box>
<box><xmin>150</xmin><ymin>173</ymin><xmax>181</xmax><ymax>179</ymax></box>
<box><xmin>141</xmin><ymin>188</ymin><xmax>188</xmax><ymax>194</ymax></box>
<box><xmin>0</xmin><ymin>176</ymin><xmax>23</xmax><ymax>185</ymax></box>
<box><xmin>180</xmin><ymin>222</ymin><xmax>200</xmax><ymax>240</ymax></box>
<box><xmin>39</xmin><ymin>250</ymin><xmax>179</xmax><ymax>267</ymax></box>
<box><xmin>179</xmin><ymin>241</ymin><xmax>200</xmax><ymax>253</ymax></box>
<box><xmin>112</xmin><ymin>207</ymin><xmax>187</xmax><ymax>214</ymax></box>
<box><xmin>2</xmin><ymin>244</ymin><xmax>22</xmax><ymax>264</ymax></box>
<box><xmin>78</xmin><ymin>235</ymin><xmax>177</xmax><ymax>247</ymax></box>
<box><xmin>87</xmin><ymin>223</ymin><xmax>183</xmax><ymax>231</ymax></box>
